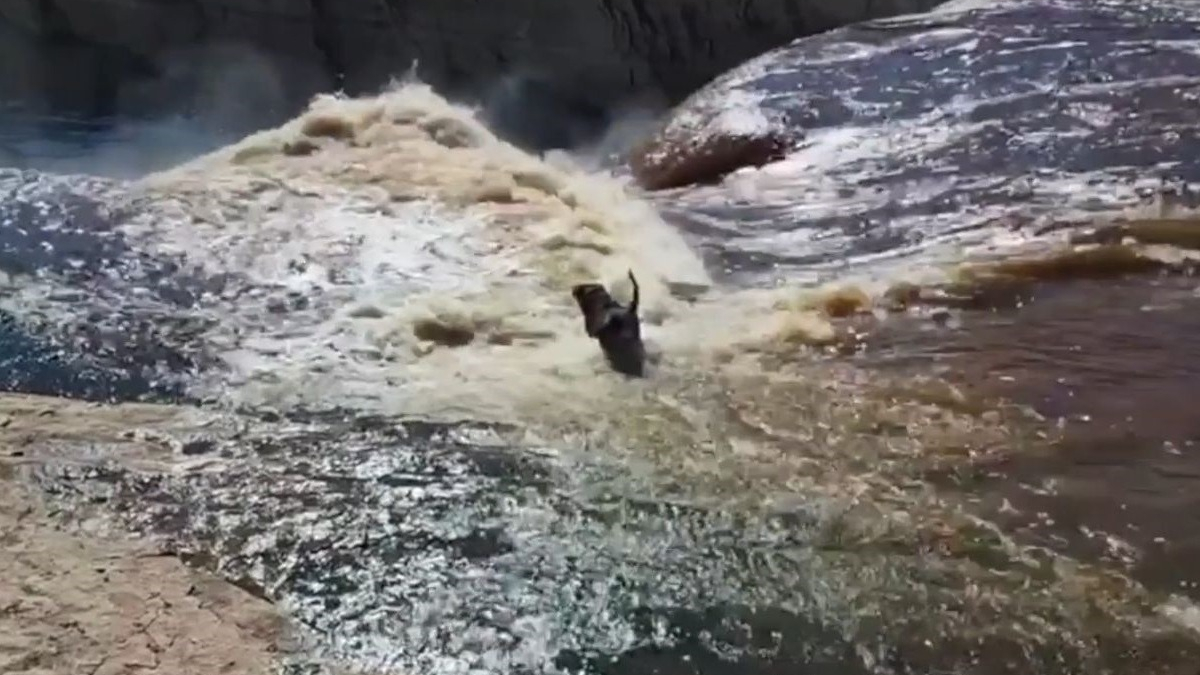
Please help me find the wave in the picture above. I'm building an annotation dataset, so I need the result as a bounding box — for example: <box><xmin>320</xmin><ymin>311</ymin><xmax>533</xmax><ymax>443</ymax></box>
<box><xmin>6</xmin><ymin>2</ymin><xmax>1200</xmax><ymax>671</ymax></box>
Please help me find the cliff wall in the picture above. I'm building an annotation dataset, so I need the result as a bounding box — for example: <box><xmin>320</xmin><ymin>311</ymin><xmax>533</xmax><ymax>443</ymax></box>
<box><xmin>0</xmin><ymin>0</ymin><xmax>941</xmax><ymax>145</ymax></box>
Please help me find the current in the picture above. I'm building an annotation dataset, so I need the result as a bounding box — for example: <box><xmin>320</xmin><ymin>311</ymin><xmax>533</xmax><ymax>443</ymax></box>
<box><xmin>3</xmin><ymin>1</ymin><xmax>1200</xmax><ymax>673</ymax></box>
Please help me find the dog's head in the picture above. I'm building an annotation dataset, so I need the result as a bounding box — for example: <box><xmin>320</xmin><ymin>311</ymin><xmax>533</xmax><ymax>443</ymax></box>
<box><xmin>572</xmin><ymin>278</ymin><xmax>647</xmax><ymax>378</ymax></box>
<box><xmin>571</xmin><ymin>283</ymin><xmax>615</xmax><ymax>337</ymax></box>
<box><xmin>571</xmin><ymin>283</ymin><xmax>607</xmax><ymax>307</ymax></box>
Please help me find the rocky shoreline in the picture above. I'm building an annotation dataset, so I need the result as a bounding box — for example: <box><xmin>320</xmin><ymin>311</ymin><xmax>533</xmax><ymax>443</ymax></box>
<box><xmin>0</xmin><ymin>396</ymin><xmax>292</xmax><ymax>675</ymax></box>
<box><xmin>6</xmin><ymin>0</ymin><xmax>1200</xmax><ymax>672</ymax></box>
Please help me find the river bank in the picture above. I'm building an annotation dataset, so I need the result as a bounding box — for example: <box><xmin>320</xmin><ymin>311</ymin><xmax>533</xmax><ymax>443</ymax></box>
<box><xmin>0</xmin><ymin>396</ymin><xmax>291</xmax><ymax>675</ymax></box>
<box><xmin>4</xmin><ymin>0</ymin><xmax>1200</xmax><ymax>672</ymax></box>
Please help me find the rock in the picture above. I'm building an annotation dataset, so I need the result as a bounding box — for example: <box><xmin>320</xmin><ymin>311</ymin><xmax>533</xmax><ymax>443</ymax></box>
<box><xmin>265</xmin><ymin>296</ymin><xmax>289</xmax><ymax>314</ymax></box>
<box><xmin>412</xmin><ymin>317</ymin><xmax>475</xmax><ymax>347</ymax></box>
<box><xmin>644</xmin><ymin>0</ymin><xmax>1200</xmax><ymax>279</ymax></box>
<box><xmin>180</xmin><ymin>438</ymin><xmax>217</xmax><ymax>456</ymax></box>
<box><xmin>281</xmin><ymin>138</ymin><xmax>320</xmax><ymax>157</ymax></box>
<box><xmin>346</xmin><ymin>304</ymin><xmax>386</xmax><ymax>319</ymax></box>
<box><xmin>630</xmin><ymin>126</ymin><xmax>796</xmax><ymax>190</ymax></box>
<box><xmin>0</xmin><ymin>475</ymin><xmax>288</xmax><ymax>675</ymax></box>
<box><xmin>0</xmin><ymin>0</ymin><xmax>942</xmax><ymax>147</ymax></box>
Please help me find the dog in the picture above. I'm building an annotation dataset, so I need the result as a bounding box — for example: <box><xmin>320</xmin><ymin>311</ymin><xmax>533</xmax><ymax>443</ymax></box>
<box><xmin>571</xmin><ymin>270</ymin><xmax>646</xmax><ymax>377</ymax></box>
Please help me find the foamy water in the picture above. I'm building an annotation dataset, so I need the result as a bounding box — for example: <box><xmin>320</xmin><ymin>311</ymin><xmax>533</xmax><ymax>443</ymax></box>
<box><xmin>8</xmin><ymin>4</ymin><xmax>1200</xmax><ymax>669</ymax></box>
<box><xmin>2</xmin><ymin>81</ymin><xmax>1064</xmax><ymax>675</ymax></box>
<box><xmin>0</xmin><ymin>80</ymin><xmax>866</xmax><ymax>471</ymax></box>
<box><xmin>19</xmin><ymin>83</ymin><xmax>767</xmax><ymax>427</ymax></box>
<box><xmin>0</xmin><ymin>76</ymin><xmax>1063</xmax><ymax>526</ymax></box>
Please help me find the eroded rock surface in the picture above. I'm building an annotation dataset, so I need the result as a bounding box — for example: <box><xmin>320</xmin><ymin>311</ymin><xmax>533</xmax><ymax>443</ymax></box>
<box><xmin>0</xmin><ymin>446</ymin><xmax>291</xmax><ymax>675</ymax></box>
<box><xmin>630</xmin><ymin>126</ymin><xmax>796</xmax><ymax>190</ymax></box>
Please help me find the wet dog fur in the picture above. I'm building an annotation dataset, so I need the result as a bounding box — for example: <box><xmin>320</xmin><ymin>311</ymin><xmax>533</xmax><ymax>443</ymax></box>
<box><xmin>571</xmin><ymin>270</ymin><xmax>646</xmax><ymax>377</ymax></box>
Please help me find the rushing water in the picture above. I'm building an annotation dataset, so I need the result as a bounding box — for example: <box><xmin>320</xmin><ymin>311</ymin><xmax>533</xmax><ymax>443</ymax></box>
<box><xmin>650</xmin><ymin>0</ymin><xmax>1200</xmax><ymax>285</ymax></box>
<box><xmin>5</xmin><ymin>1</ymin><xmax>1200</xmax><ymax>673</ymax></box>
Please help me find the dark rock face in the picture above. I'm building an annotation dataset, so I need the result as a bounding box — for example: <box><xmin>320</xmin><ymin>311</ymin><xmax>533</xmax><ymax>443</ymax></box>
<box><xmin>639</xmin><ymin>0</ymin><xmax>1200</xmax><ymax>279</ymax></box>
<box><xmin>0</xmin><ymin>0</ymin><xmax>942</xmax><ymax>147</ymax></box>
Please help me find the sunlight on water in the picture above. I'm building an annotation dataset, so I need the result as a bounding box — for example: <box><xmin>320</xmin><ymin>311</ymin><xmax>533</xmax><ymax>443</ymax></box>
<box><xmin>5</xmin><ymin>1</ymin><xmax>1200</xmax><ymax>672</ymax></box>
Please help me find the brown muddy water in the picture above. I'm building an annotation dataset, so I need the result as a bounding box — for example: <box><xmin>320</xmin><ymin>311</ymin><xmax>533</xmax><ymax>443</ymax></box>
<box><xmin>859</xmin><ymin>245</ymin><xmax>1200</xmax><ymax>603</ymax></box>
<box><xmin>7</xmin><ymin>74</ymin><xmax>1200</xmax><ymax>670</ymax></box>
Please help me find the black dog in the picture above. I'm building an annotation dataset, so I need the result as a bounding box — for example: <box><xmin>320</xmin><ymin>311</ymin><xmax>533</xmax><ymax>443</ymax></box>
<box><xmin>571</xmin><ymin>270</ymin><xmax>646</xmax><ymax>377</ymax></box>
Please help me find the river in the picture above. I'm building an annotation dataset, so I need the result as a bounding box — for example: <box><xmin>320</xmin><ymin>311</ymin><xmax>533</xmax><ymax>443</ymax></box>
<box><xmin>3</xmin><ymin>1</ymin><xmax>1200</xmax><ymax>673</ymax></box>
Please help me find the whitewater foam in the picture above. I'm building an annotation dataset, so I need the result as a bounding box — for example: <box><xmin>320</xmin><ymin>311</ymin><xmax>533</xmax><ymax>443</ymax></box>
<box><xmin>103</xmin><ymin>82</ymin><xmax>731</xmax><ymax>423</ymax></box>
<box><xmin>8</xmin><ymin>50</ymin><xmax>1200</xmax><ymax>675</ymax></box>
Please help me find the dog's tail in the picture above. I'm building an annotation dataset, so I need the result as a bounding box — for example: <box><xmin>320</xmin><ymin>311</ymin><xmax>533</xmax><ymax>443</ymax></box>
<box><xmin>627</xmin><ymin>269</ymin><xmax>639</xmax><ymax>315</ymax></box>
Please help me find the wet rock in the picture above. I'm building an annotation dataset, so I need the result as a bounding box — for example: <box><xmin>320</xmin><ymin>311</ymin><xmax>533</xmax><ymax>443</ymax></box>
<box><xmin>281</xmin><ymin>139</ymin><xmax>320</xmax><ymax>157</ymax></box>
<box><xmin>180</xmin><ymin>438</ymin><xmax>217</xmax><ymax>456</ymax></box>
<box><xmin>300</xmin><ymin>115</ymin><xmax>355</xmax><ymax>141</ymax></box>
<box><xmin>412</xmin><ymin>317</ymin><xmax>476</xmax><ymax>347</ymax></box>
<box><xmin>630</xmin><ymin>128</ymin><xmax>795</xmax><ymax>190</ymax></box>
<box><xmin>19</xmin><ymin>404</ymin><xmax>1200</xmax><ymax>675</ymax></box>
<box><xmin>346</xmin><ymin>304</ymin><xmax>385</xmax><ymax>319</ymax></box>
